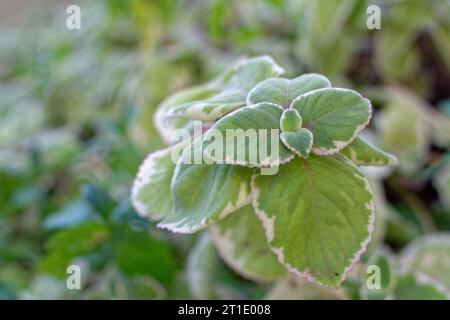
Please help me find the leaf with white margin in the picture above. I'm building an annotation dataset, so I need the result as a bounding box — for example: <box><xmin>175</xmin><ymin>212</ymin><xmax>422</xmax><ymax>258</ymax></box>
<box><xmin>280</xmin><ymin>129</ymin><xmax>313</xmax><ymax>159</ymax></box>
<box><xmin>400</xmin><ymin>234</ymin><xmax>450</xmax><ymax>289</ymax></box>
<box><xmin>154</xmin><ymin>85</ymin><xmax>220</xmax><ymax>143</ymax></box>
<box><xmin>280</xmin><ymin>109</ymin><xmax>303</xmax><ymax>132</ymax></box>
<box><xmin>360</xmin><ymin>248</ymin><xmax>397</xmax><ymax>300</ymax></box>
<box><xmin>266</xmin><ymin>276</ymin><xmax>347</xmax><ymax>300</ymax></box>
<box><xmin>187</xmin><ymin>233</ymin><xmax>220</xmax><ymax>299</ymax></box>
<box><xmin>158</xmin><ymin>141</ymin><xmax>253</xmax><ymax>233</ymax></box>
<box><xmin>131</xmin><ymin>145</ymin><xmax>181</xmax><ymax>220</ymax></box>
<box><xmin>224</xmin><ymin>55</ymin><xmax>284</xmax><ymax>91</ymax></box>
<box><xmin>291</xmin><ymin>88</ymin><xmax>372</xmax><ymax>155</ymax></box>
<box><xmin>166</xmin><ymin>89</ymin><xmax>247</xmax><ymax>121</ymax></box>
<box><xmin>153</xmin><ymin>57</ymin><xmax>249</xmax><ymax>143</ymax></box>
<box><xmin>166</xmin><ymin>56</ymin><xmax>284</xmax><ymax>121</ymax></box>
<box><xmin>247</xmin><ymin>74</ymin><xmax>331</xmax><ymax>108</ymax></box>
<box><xmin>340</xmin><ymin>136</ymin><xmax>398</xmax><ymax>167</ymax></box>
<box><xmin>394</xmin><ymin>272</ymin><xmax>450</xmax><ymax>300</ymax></box>
<box><xmin>203</xmin><ymin>103</ymin><xmax>294</xmax><ymax>167</ymax></box>
<box><xmin>209</xmin><ymin>205</ymin><xmax>286</xmax><ymax>283</ymax></box>
<box><xmin>251</xmin><ymin>154</ymin><xmax>374</xmax><ymax>288</ymax></box>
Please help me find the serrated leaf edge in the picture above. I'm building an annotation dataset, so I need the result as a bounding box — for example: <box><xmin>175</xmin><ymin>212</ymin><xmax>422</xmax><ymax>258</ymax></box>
<box><xmin>290</xmin><ymin>88</ymin><xmax>373</xmax><ymax>156</ymax></box>
<box><xmin>250</xmin><ymin>157</ymin><xmax>375</xmax><ymax>288</ymax></box>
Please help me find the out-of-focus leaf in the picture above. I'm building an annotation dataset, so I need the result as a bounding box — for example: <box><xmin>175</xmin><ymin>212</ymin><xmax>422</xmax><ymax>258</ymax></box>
<box><xmin>113</xmin><ymin>231</ymin><xmax>176</xmax><ymax>284</ymax></box>
<box><xmin>43</xmin><ymin>200</ymin><xmax>92</xmax><ymax>230</ymax></box>
<box><xmin>266</xmin><ymin>276</ymin><xmax>347</xmax><ymax>300</ymax></box>
<box><xmin>394</xmin><ymin>273</ymin><xmax>449</xmax><ymax>300</ymax></box>
<box><xmin>400</xmin><ymin>234</ymin><xmax>450</xmax><ymax>289</ymax></box>
<box><xmin>360</xmin><ymin>248</ymin><xmax>397</xmax><ymax>300</ymax></box>
<box><xmin>186</xmin><ymin>233</ymin><xmax>220</xmax><ymax>299</ymax></box>
<box><xmin>39</xmin><ymin>223</ymin><xmax>110</xmax><ymax>278</ymax></box>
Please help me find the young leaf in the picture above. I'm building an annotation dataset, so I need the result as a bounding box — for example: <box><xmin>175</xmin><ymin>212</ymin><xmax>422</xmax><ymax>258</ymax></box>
<box><xmin>158</xmin><ymin>141</ymin><xmax>253</xmax><ymax>233</ymax></box>
<box><xmin>400</xmin><ymin>234</ymin><xmax>450</xmax><ymax>289</ymax></box>
<box><xmin>340</xmin><ymin>136</ymin><xmax>398</xmax><ymax>167</ymax></box>
<box><xmin>280</xmin><ymin>128</ymin><xmax>313</xmax><ymax>159</ymax></box>
<box><xmin>166</xmin><ymin>56</ymin><xmax>284</xmax><ymax>121</ymax></box>
<box><xmin>291</xmin><ymin>88</ymin><xmax>372</xmax><ymax>155</ymax></box>
<box><xmin>209</xmin><ymin>205</ymin><xmax>287</xmax><ymax>283</ymax></box>
<box><xmin>394</xmin><ymin>273</ymin><xmax>450</xmax><ymax>300</ymax></box>
<box><xmin>203</xmin><ymin>103</ymin><xmax>294</xmax><ymax>167</ymax></box>
<box><xmin>131</xmin><ymin>145</ymin><xmax>180</xmax><ymax>221</ymax></box>
<box><xmin>280</xmin><ymin>109</ymin><xmax>303</xmax><ymax>132</ymax></box>
<box><xmin>247</xmin><ymin>74</ymin><xmax>331</xmax><ymax>107</ymax></box>
<box><xmin>251</xmin><ymin>154</ymin><xmax>374</xmax><ymax>287</ymax></box>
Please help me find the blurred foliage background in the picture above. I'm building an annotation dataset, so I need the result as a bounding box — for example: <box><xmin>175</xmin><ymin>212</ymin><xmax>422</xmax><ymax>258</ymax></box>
<box><xmin>0</xmin><ymin>0</ymin><xmax>449</xmax><ymax>299</ymax></box>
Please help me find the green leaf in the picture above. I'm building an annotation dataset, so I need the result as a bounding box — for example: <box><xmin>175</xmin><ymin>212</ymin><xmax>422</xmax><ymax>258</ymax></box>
<box><xmin>154</xmin><ymin>85</ymin><xmax>219</xmax><ymax>143</ymax></box>
<box><xmin>280</xmin><ymin>109</ymin><xmax>303</xmax><ymax>132</ymax></box>
<box><xmin>291</xmin><ymin>88</ymin><xmax>372</xmax><ymax>155</ymax></box>
<box><xmin>280</xmin><ymin>128</ymin><xmax>313</xmax><ymax>159</ymax></box>
<box><xmin>376</xmin><ymin>95</ymin><xmax>427</xmax><ymax>174</ymax></box>
<box><xmin>203</xmin><ymin>103</ymin><xmax>294</xmax><ymax>167</ymax></box>
<box><xmin>360</xmin><ymin>249</ymin><xmax>397</xmax><ymax>300</ymax></box>
<box><xmin>251</xmin><ymin>154</ymin><xmax>374</xmax><ymax>287</ymax></box>
<box><xmin>400</xmin><ymin>234</ymin><xmax>450</xmax><ymax>289</ymax></box>
<box><xmin>114</xmin><ymin>231</ymin><xmax>176</xmax><ymax>284</ymax></box>
<box><xmin>225</xmin><ymin>55</ymin><xmax>284</xmax><ymax>91</ymax></box>
<box><xmin>266</xmin><ymin>276</ymin><xmax>347</xmax><ymax>300</ymax></box>
<box><xmin>131</xmin><ymin>145</ymin><xmax>180</xmax><ymax>221</ymax></box>
<box><xmin>39</xmin><ymin>222</ymin><xmax>110</xmax><ymax>278</ymax></box>
<box><xmin>209</xmin><ymin>205</ymin><xmax>286</xmax><ymax>282</ymax></box>
<box><xmin>166</xmin><ymin>56</ymin><xmax>284</xmax><ymax>121</ymax></box>
<box><xmin>187</xmin><ymin>233</ymin><xmax>220</xmax><ymax>299</ymax></box>
<box><xmin>247</xmin><ymin>74</ymin><xmax>331</xmax><ymax>107</ymax></box>
<box><xmin>166</xmin><ymin>89</ymin><xmax>247</xmax><ymax>121</ymax></box>
<box><xmin>394</xmin><ymin>273</ymin><xmax>449</xmax><ymax>300</ymax></box>
<box><xmin>340</xmin><ymin>136</ymin><xmax>398</xmax><ymax>167</ymax></box>
<box><xmin>158</xmin><ymin>141</ymin><xmax>253</xmax><ymax>233</ymax></box>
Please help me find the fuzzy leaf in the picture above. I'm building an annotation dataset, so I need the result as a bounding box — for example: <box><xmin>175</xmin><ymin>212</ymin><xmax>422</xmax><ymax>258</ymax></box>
<box><xmin>158</xmin><ymin>141</ymin><xmax>253</xmax><ymax>233</ymax></box>
<box><xmin>280</xmin><ymin>109</ymin><xmax>303</xmax><ymax>132</ymax></box>
<box><xmin>280</xmin><ymin>128</ymin><xmax>313</xmax><ymax>159</ymax></box>
<box><xmin>166</xmin><ymin>56</ymin><xmax>284</xmax><ymax>121</ymax></box>
<box><xmin>154</xmin><ymin>85</ymin><xmax>220</xmax><ymax>143</ymax></box>
<box><xmin>394</xmin><ymin>273</ymin><xmax>449</xmax><ymax>300</ymax></box>
<box><xmin>209</xmin><ymin>205</ymin><xmax>286</xmax><ymax>282</ymax></box>
<box><xmin>247</xmin><ymin>74</ymin><xmax>331</xmax><ymax>107</ymax></box>
<box><xmin>131</xmin><ymin>145</ymin><xmax>180</xmax><ymax>220</ymax></box>
<box><xmin>291</xmin><ymin>88</ymin><xmax>372</xmax><ymax>155</ymax></box>
<box><xmin>166</xmin><ymin>89</ymin><xmax>247</xmax><ymax>121</ymax></box>
<box><xmin>340</xmin><ymin>136</ymin><xmax>398</xmax><ymax>167</ymax></box>
<box><xmin>203</xmin><ymin>103</ymin><xmax>294</xmax><ymax>167</ymax></box>
<box><xmin>251</xmin><ymin>154</ymin><xmax>374</xmax><ymax>287</ymax></box>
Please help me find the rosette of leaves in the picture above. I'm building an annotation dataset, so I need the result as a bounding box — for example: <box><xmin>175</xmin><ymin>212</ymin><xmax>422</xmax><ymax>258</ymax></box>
<box><xmin>132</xmin><ymin>56</ymin><xmax>398</xmax><ymax>288</ymax></box>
